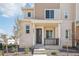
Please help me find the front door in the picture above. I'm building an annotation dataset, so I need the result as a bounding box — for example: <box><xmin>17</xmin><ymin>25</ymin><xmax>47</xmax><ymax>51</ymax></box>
<box><xmin>36</xmin><ymin>28</ymin><xmax>42</xmax><ymax>44</ymax></box>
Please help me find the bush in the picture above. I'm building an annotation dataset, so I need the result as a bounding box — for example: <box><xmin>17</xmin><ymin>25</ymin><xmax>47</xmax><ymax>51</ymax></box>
<box><xmin>0</xmin><ymin>43</ymin><xmax>3</xmax><ymax>50</ymax></box>
<box><xmin>24</xmin><ymin>48</ymin><xmax>29</xmax><ymax>54</ymax></box>
<box><xmin>51</xmin><ymin>51</ymin><xmax>57</xmax><ymax>55</ymax></box>
<box><xmin>63</xmin><ymin>45</ymin><xmax>67</xmax><ymax>48</ymax></box>
<box><xmin>76</xmin><ymin>45</ymin><xmax>79</xmax><ymax>50</ymax></box>
<box><xmin>51</xmin><ymin>50</ymin><xmax>59</xmax><ymax>56</ymax></box>
<box><xmin>11</xmin><ymin>47</ymin><xmax>16</xmax><ymax>53</ymax></box>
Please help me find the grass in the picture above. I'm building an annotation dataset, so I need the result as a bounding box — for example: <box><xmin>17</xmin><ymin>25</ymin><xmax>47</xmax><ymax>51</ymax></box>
<box><xmin>0</xmin><ymin>50</ymin><xmax>2</xmax><ymax>56</ymax></box>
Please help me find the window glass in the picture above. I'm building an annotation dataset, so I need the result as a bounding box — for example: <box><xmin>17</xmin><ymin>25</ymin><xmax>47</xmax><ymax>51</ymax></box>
<box><xmin>66</xmin><ymin>30</ymin><xmax>68</xmax><ymax>38</ymax></box>
<box><xmin>45</xmin><ymin>10</ymin><xmax>54</xmax><ymax>19</ymax></box>
<box><xmin>51</xmin><ymin>10</ymin><xmax>54</xmax><ymax>18</ymax></box>
<box><xmin>64</xmin><ymin>11</ymin><xmax>68</xmax><ymax>19</ymax></box>
<box><xmin>26</xmin><ymin>25</ymin><xmax>30</xmax><ymax>33</ymax></box>
<box><xmin>28</xmin><ymin>12</ymin><xmax>31</xmax><ymax>17</ymax></box>
<box><xmin>46</xmin><ymin>30</ymin><xmax>52</xmax><ymax>39</ymax></box>
<box><xmin>46</xmin><ymin>10</ymin><xmax>49</xmax><ymax>18</ymax></box>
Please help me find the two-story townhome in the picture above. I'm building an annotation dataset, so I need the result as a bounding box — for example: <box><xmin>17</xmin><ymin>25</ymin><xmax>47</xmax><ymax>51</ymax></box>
<box><xmin>16</xmin><ymin>3</ymin><xmax>76</xmax><ymax>49</ymax></box>
<box><xmin>75</xmin><ymin>3</ymin><xmax>79</xmax><ymax>47</ymax></box>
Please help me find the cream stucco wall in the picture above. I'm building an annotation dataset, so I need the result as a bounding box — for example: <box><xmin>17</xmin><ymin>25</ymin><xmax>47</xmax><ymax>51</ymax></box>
<box><xmin>76</xmin><ymin>3</ymin><xmax>79</xmax><ymax>21</ymax></box>
<box><xmin>60</xmin><ymin>20</ymin><xmax>73</xmax><ymax>47</ymax></box>
<box><xmin>35</xmin><ymin>3</ymin><xmax>60</xmax><ymax>20</ymax></box>
<box><xmin>60</xmin><ymin>3</ymin><xmax>76</xmax><ymax>20</ymax></box>
<box><xmin>19</xmin><ymin>21</ymin><xmax>34</xmax><ymax>48</ymax></box>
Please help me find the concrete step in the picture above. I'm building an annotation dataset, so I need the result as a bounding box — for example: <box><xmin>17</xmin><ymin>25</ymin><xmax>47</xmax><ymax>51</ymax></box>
<box><xmin>33</xmin><ymin>54</ymin><xmax>47</xmax><ymax>56</ymax></box>
<box><xmin>34</xmin><ymin>48</ymin><xmax>46</xmax><ymax>54</ymax></box>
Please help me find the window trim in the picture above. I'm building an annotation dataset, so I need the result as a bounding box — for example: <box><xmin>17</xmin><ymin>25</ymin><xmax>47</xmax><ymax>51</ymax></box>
<box><xmin>44</xmin><ymin>9</ymin><xmax>55</xmax><ymax>19</ymax></box>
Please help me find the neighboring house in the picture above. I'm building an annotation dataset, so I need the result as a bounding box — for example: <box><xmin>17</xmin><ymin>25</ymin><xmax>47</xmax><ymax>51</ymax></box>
<box><xmin>16</xmin><ymin>3</ymin><xmax>78</xmax><ymax>49</ymax></box>
<box><xmin>8</xmin><ymin>38</ymin><xmax>15</xmax><ymax>45</ymax></box>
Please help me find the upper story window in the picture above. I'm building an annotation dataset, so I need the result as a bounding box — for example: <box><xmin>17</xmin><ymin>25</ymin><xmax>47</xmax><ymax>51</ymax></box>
<box><xmin>26</xmin><ymin>25</ymin><xmax>30</xmax><ymax>33</ymax></box>
<box><xmin>27</xmin><ymin>12</ymin><xmax>31</xmax><ymax>17</ymax></box>
<box><xmin>45</xmin><ymin>10</ymin><xmax>54</xmax><ymax>19</ymax></box>
<box><xmin>64</xmin><ymin>11</ymin><xmax>68</xmax><ymax>19</ymax></box>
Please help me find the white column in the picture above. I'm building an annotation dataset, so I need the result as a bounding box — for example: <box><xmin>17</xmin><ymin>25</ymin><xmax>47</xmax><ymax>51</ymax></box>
<box><xmin>74</xmin><ymin>20</ymin><xmax>77</xmax><ymax>47</ymax></box>
<box><xmin>58</xmin><ymin>23</ymin><xmax>61</xmax><ymax>46</ymax></box>
<box><xmin>42</xmin><ymin>27</ymin><xmax>44</xmax><ymax>45</ymax></box>
<box><xmin>33</xmin><ymin>23</ymin><xmax>35</xmax><ymax>46</ymax></box>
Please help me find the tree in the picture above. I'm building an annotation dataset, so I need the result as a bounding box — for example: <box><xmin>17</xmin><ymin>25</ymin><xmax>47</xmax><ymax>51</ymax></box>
<box><xmin>1</xmin><ymin>34</ymin><xmax>8</xmax><ymax>55</ymax></box>
<box><xmin>11</xmin><ymin>35</ymin><xmax>19</xmax><ymax>55</ymax></box>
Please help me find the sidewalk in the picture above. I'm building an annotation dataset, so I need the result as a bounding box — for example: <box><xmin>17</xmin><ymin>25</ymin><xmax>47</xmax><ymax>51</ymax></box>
<box><xmin>33</xmin><ymin>54</ymin><xmax>47</xmax><ymax>56</ymax></box>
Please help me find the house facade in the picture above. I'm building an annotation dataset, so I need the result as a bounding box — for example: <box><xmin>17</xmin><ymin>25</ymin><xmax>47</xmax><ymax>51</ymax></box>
<box><xmin>16</xmin><ymin>3</ymin><xmax>77</xmax><ymax>49</ymax></box>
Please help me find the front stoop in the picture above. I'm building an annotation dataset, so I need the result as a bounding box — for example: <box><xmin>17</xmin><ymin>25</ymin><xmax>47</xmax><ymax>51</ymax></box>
<box><xmin>33</xmin><ymin>48</ymin><xmax>47</xmax><ymax>55</ymax></box>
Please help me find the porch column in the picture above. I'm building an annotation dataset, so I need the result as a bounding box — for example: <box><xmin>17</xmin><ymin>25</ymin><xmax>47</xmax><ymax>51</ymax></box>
<box><xmin>58</xmin><ymin>23</ymin><xmax>61</xmax><ymax>46</ymax></box>
<box><xmin>42</xmin><ymin>27</ymin><xmax>44</xmax><ymax>45</ymax></box>
<box><xmin>33</xmin><ymin>23</ymin><xmax>35</xmax><ymax>46</ymax></box>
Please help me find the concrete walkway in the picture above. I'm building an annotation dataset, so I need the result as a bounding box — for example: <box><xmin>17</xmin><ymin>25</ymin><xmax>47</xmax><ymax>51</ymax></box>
<box><xmin>33</xmin><ymin>54</ymin><xmax>47</xmax><ymax>56</ymax></box>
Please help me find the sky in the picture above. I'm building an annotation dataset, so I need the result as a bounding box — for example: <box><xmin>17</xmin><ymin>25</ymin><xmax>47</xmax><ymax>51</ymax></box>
<box><xmin>0</xmin><ymin>3</ymin><xmax>33</xmax><ymax>36</ymax></box>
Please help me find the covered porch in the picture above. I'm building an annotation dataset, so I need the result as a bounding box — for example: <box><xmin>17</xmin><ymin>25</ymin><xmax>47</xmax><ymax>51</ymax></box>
<box><xmin>32</xmin><ymin>20</ymin><xmax>62</xmax><ymax>48</ymax></box>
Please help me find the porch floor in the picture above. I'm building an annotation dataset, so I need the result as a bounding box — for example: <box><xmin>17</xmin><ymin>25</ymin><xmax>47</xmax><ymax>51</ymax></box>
<box><xmin>34</xmin><ymin>44</ymin><xmax>45</xmax><ymax>49</ymax></box>
<box><xmin>34</xmin><ymin>44</ymin><xmax>60</xmax><ymax>50</ymax></box>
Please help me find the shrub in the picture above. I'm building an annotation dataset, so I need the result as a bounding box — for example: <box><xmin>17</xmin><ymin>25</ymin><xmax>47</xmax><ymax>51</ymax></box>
<box><xmin>62</xmin><ymin>45</ymin><xmax>68</xmax><ymax>48</ymax></box>
<box><xmin>51</xmin><ymin>51</ymin><xmax>57</xmax><ymax>55</ymax></box>
<box><xmin>76</xmin><ymin>45</ymin><xmax>79</xmax><ymax>50</ymax></box>
<box><xmin>11</xmin><ymin>47</ymin><xmax>16</xmax><ymax>53</ymax></box>
<box><xmin>24</xmin><ymin>48</ymin><xmax>29</xmax><ymax>54</ymax></box>
<box><xmin>51</xmin><ymin>50</ymin><xmax>59</xmax><ymax>56</ymax></box>
<box><xmin>0</xmin><ymin>43</ymin><xmax>3</xmax><ymax>50</ymax></box>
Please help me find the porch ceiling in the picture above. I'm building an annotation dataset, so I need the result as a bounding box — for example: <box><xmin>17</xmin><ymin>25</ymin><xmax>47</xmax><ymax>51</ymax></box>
<box><xmin>32</xmin><ymin>19</ymin><xmax>62</xmax><ymax>23</ymax></box>
<box><xmin>35</xmin><ymin>23</ymin><xmax>58</xmax><ymax>28</ymax></box>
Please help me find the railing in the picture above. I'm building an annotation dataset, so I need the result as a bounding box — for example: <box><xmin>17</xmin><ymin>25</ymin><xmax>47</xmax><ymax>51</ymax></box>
<box><xmin>44</xmin><ymin>38</ymin><xmax>59</xmax><ymax>45</ymax></box>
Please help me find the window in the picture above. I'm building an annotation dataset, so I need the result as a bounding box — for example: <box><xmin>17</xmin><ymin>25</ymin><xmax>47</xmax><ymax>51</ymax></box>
<box><xmin>27</xmin><ymin>12</ymin><xmax>31</xmax><ymax>17</ymax></box>
<box><xmin>64</xmin><ymin>11</ymin><xmax>68</xmax><ymax>19</ymax></box>
<box><xmin>46</xmin><ymin>30</ymin><xmax>52</xmax><ymax>39</ymax></box>
<box><xmin>26</xmin><ymin>25</ymin><xmax>30</xmax><ymax>33</ymax></box>
<box><xmin>45</xmin><ymin>10</ymin><xmax>54</xmax><ymax>19</ymax></box>
<box><xmin>65</xmin><ymin>30</ymin><xmax>69</xmax><ymax>38</ymax></box>
<box><xmin>65</xmin><ymin>15</ymin><xmax>68</xmax><ymax>19</ymax></box>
